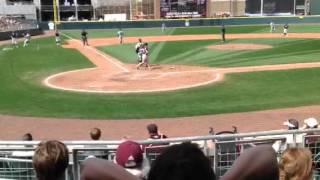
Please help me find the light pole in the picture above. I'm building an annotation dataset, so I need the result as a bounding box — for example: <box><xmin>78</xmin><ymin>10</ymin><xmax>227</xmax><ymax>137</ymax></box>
<box><xmin>130</xmin><ymin>0</ymin><xmax>133</xmax><ymax>20</ymax></box>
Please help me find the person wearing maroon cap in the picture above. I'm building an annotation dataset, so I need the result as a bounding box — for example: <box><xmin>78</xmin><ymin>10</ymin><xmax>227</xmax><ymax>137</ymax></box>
<box><xmin>115</xmin><ymin>140</ymin><xmax>147</xmax><ymax>178</ymax></box>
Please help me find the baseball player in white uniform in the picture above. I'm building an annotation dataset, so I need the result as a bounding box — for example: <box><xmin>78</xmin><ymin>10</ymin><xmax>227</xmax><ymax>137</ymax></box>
<box><xmin>23</xmin><ymin>32</ymin><xmax>31</xmax><ymax>47</ymax></box>
<box><xmin>135</xmin><ymin>38</ymin><xmax>143</xmax><ymax>62</ymax></box>
<box><xmin>136</xmin><ymin>43</ymin><xmax>150</xmax><ymax>70</ymax></box>
<box><xmin>117</xmin><ymin>29</ymin><xmax>124</xmax><ymax>44</ymax></box>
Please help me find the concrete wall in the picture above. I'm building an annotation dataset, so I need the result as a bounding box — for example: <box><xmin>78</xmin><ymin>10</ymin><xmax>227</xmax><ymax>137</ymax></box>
<box><xmin>0</xmin><ymin>4</ymin><xmax>37</xmax><ymax>19</ymax></box>
<box><xmin>91</xmin><ymin>0</ymin><xmax>129</xmax><ymax>8</ymax></box>
<box><xmin>209</xmin><ymin>0</ymin><xmax>245</xmax><ymax>17</ymax></box>
<box><xmin>310</xmin><ymin>0</ymin><xmax>320</xmax><ymax>15</ymax></box>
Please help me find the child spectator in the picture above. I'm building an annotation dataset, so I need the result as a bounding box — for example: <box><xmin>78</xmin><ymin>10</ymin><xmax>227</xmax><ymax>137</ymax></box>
<box><xmin>33</xmin><ymin>140</ymin><xmax>69</xmax><ymax>180</ymax></box>
<box><xmin>146</xmin><ymin>123</ymin><xmax>167</xmax><ymax>140</ymax></box>
<box><xmin>279</xmin><ymin>148</ymin><xmax>313</xmax><ymax>180</ymax></box>
<box><xmin>90</xmin><ymin>127</ymin><xmax>101</xmax><ymax>140</ymax></box>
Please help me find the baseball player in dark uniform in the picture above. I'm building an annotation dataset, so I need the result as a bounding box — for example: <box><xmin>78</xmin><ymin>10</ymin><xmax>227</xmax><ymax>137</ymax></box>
<box><xmin>221</xmin><ymin>24</ymin><xmax>226</xmax><ymax>42</ymax></box>
<box><xmin>55</xmin><ymin>31</ymin><xmax>61</xmax><ymax>45</ymax></box>
<box><xmin>10</xmin><ymin>31</ymin><xmax>18</xmax><ymax>47</ymax></box>
<box><xmin>81</xmin><ymin>29</ymin><xmax>89</xmax><ymax>46</ymax></box>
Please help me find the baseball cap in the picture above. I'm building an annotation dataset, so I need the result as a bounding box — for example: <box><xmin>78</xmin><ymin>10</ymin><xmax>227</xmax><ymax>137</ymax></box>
<box><xmin>304</xmin><ymin>117</ymin><xmax>318</xmax><ymax>128</ymax></box>
<box><xmin>283</xmin><ymin>119</ymin><xmax>299</xmax><ymax>129</ymax></box>
<box><xmin>115</xmin><ymin>141</ymin><xmax>143</xmax><ymax>168</ymax></box>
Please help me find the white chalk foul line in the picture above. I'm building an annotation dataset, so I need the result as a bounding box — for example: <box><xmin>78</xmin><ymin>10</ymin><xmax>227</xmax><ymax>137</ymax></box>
<box><xmin>85</xmin><ymin>46</ymin><xmax>129</xmax><ymax>72</ymax></box>
<box><xmin>43</xmin><ymin>68</ymin><xmax>97</xmax><ymax>89</ymax></box>
<box><xmin>61</xmin><ymin>32</ymin><xmax>129</xmax><ymax>73</ymax></box>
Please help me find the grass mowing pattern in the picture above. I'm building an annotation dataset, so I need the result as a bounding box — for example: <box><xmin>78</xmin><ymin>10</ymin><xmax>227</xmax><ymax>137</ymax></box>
<box><xmin>62</xmin><ymin>24</ymin><xmax>320</xmax><ymax>39</ymax></box>
<box><xmin>1</xmin><ymin>37</ymin><xmax>320</xmax><ymax>119</ymax></box>
<box><xmin>100</xmin><ymin>38</ymin><xmax>320</xmax><ymax>68</ymax></box>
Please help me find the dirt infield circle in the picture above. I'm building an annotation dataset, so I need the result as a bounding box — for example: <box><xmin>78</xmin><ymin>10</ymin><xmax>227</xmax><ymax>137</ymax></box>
<box><xmin>44</xmin><ymin>33</ymin><xmax>320</xmax><ymax>93</ymax></box>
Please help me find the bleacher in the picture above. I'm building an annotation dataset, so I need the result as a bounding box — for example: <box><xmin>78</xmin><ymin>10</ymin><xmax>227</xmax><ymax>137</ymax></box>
<box><xmin>0</xmin><ymin>16</ymin><xmax>38</xmax><ymax>32</ymax></box>
<box><xmin>0</xmin><ymin>128</ymin><xmax>320</xmax><ymax>179</ymax></box>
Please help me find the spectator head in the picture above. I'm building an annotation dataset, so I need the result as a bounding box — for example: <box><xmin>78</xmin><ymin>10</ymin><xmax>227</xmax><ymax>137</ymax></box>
<box><xmin>147</xmin><ymin>123</ymin><xmax>158</xmax><ymax>135</ymax></box>
<box><xmin>283</xmin><ymin>119</ymin><xmax>299</xmax><ymax>130</ymax></box>
<box><xmin>90</xmin><ymin>128</ymin><xmax>101</xmax><ymax>140</ymax></box>
<box><xmin>221</xmin><ymin>145</ymin><xmax>278</xmax><ymax>180</ymax></box>
<box><xmin>303</xmin><ymin>117</ymin><xmax>318</xmax><ymax>129</ymax></box>
<box><xmin>116</xmin><ymin>140</ymin><xmax>143</xmax><ymax>169</ymax></box>
<box><xmin>22</xmin><ymin>133</ymin><xmax>33</xmax><ymax>141</ymax></box>
<box><xmin>33</xmin><ymin>140</ymin><xmax>69</xmax><ymax>180</ymax></box>
<box><xmin>148</xmin><ymin>142</ymin><xmax>216</xmax><ymax>180</ymax></box>
<box><xmin>279</xmin><ymin>148</ymin><xmax>313</xmax><ymax>180</ymax></box>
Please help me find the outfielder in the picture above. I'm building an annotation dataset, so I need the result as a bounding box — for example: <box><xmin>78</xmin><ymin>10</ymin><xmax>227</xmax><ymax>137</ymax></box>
<box><xmin>270</xmin><ymin>21</ymin><xmax>275</xmax><ymax>33</ymax></box>
<box><xmin>117</xmin><ymin>29</ymin><xmax>124</xmax><ymax>44</ymax></box>
<box><xmin>10</xmin><ymin>31</ymin><xmax>18</xmax><ymax>47</ymax></box>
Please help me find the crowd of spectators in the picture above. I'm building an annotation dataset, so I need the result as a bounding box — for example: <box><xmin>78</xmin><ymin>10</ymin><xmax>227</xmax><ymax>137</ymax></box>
<box><xmin>0</xmin><ymin>16</ymin><xmax>20</xmax><ymax>31</ymax></box>
<box><xmin>0</xmin><ymin>16</ymin><xmax>37</xmax><ymax>32</ymax></box>
<box><xmin>8</xmin><ymin>119</ymin><xmax>320</xmax><ymax>180</ymax></box>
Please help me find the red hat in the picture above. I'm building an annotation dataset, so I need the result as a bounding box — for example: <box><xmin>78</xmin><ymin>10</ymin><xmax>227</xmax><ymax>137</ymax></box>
<box><xmin>116</xmin><ymin>141</ymin><xmax>143</xmax><ymax>168</ymax></box>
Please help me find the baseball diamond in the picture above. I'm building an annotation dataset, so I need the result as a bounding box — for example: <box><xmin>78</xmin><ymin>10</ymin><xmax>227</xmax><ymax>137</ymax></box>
<box><xmin>1</xmin><ymin>23</ymin><xmax>320</xmax><ymax>140</ymax></box>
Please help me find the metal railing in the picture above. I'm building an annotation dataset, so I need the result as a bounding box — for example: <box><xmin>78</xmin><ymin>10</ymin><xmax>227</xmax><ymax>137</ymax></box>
<box><xmin>1</xmin><ymin>128</ymin><xmax>320</xmax><ymax>179</ymax></box>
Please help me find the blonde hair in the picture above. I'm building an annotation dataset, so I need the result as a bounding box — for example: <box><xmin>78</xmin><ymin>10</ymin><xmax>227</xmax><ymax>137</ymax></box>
<box><xmin>279</xmin><ymin>148</ymin><xmax>313</xmax><ymax>180</ymax></box>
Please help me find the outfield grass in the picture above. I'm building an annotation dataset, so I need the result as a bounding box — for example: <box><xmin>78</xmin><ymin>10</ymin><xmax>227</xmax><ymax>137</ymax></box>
<box><xmin>1</xmin><ymin>37</ymin><xmax>320</xmax><ymax>119</ymax></box>
<box><xmin>62</xmin><ymin>24</ymin><xmax>320</xmax><ymax>39</ymax></box>
<box><xmin>100</xmin><ymin>38</ymin><xmax>320</xmax><ymax>67</ymax></box>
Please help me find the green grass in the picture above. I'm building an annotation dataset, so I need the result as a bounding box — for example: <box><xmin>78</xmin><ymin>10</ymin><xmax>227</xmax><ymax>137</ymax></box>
<box><xmin>1</xmin><ymin>37</ymin><xmax>320</xmax><ymax>119</ymax></box>
<box><xmin>100</xmin><ymin>38</ymin><xmax>320</xmax><ymax>67</ymax></box>
<box><xmin>62</xmin><ymin>24</ymin><xmax>320</xmax><ymax>39</ymax></box>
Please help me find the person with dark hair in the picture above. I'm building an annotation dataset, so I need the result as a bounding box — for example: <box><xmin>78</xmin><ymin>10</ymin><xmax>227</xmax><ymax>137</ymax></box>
<box><xmin>90</xmin><ymin>128</ymin><xmax>101</xmax><ymax>140</ymax></box>
<box><xmin>146</xmin><ymin>123</ymin><xmax>167</xmax><ymax>140</ymax></box>
<box><xmin>33</xmin><ymin>140</ymin><xmax>69</xmax><ymax>180</ymax></box>
<box><xmin>147</xmin><ymin>142</ymin><xmax>216</xmax><ymax>180</ymax></box>
<box><xmin>283</xmin><ymin>119</ymin><xmax>299</xmax><ymax>130</ymax></box>
<box><xmin>81</xmin><ymin>29</ymin><xmax>89</xmax><ymax>46</ymax></box>
<box><xmin>221</xmin><ymin>145</ymin><xmax>279</xmax><ymax>180</ymax></box>
<box><xmin>22</xmin><ymin>133</ymin><xmax>33</xmax><ymax>141</ymax></box>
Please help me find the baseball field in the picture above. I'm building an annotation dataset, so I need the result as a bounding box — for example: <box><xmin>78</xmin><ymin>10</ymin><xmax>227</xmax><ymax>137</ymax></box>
<box><xmin>1</xmin><ymin>24</ymin><xmax>320</xmax><ymax>139</ymax></box>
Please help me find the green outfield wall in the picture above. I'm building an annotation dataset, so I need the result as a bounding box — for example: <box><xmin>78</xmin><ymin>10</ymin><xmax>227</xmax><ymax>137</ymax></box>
<box><xmin>310</xmin><ymin>0</ymin><xmax>320</xmax><ymax>15</ymax></box>
<box><xmin>39</xmin><ymin>16</ymin><xmax>320</xmax><ymax>30</ymax></box>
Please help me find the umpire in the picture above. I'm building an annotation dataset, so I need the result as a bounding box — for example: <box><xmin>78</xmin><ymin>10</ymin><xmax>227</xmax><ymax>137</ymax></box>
<box><xmin>221</xmin><ymin>24</ymin><xmax>226</xmax><ymax>42</ymax></box>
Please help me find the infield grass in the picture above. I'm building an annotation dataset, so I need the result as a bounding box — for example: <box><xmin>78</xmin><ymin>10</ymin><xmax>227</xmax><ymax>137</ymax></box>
<box><xmin>1</xmin><ymin>37</ymin><xmax>320</xmax><ymax>119</ymax></box>
<box><xmin>100</xmin><ymin>38</ymin><xmax>320</xmax><ymax>67</ymax></box>
<box><xmin>62</xmin><ymin>24</ymin><xmax>320</xmax><ymax>39</ymax></box>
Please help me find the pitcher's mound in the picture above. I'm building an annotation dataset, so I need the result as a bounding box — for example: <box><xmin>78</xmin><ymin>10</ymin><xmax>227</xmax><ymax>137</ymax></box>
<box><xmin>208</xmin><ymin>43</ymin><xmax>272</xmax><ymax>51</ymax></box>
